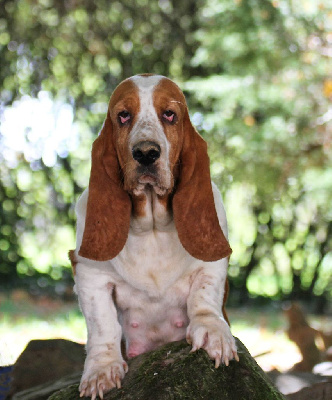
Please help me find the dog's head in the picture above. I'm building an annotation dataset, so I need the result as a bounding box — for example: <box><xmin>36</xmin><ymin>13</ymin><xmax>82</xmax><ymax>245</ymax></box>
<box><xmin>108</xmin><ymin>74</ymin><xmax>186</xmax><ymax>197</ymax></box>
<box><xmin>79</xmin><ymin>75</ymin><xmax>231</xmax><ymax>262</ymax></box>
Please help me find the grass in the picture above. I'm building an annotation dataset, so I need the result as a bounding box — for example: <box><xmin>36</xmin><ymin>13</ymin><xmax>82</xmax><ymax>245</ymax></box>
<box><xmin>2</xmin><ymin>290</ymin><xmax>327</xmax><ymax>372</ymax></box>
<box><xmin>0</xmin><ymin>290</ymin><xmax>86</xmax><ymax>366</ymax></box>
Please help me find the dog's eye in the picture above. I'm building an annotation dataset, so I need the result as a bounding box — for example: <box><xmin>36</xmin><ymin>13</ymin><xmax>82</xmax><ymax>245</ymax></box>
<box><xmin>118</xmin><ymin>111</ymin><xmax>131</xmax><ymax>125</ymax></box>
<box><xmin>162</xmin><ymin>110</ymin><xmax>176</xmax><ymax>123</ymax></box>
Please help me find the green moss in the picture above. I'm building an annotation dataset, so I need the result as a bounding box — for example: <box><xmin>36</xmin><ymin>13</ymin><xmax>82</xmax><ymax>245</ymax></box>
<box><xmin>49</xmin><ymin>339</ymin><xmax>285</xmax><ymax>400</ymax></box>
<box><xmin>48</xmin><ymin>384</ymin><xmax>81</xmax><ymax>400</ymax></box>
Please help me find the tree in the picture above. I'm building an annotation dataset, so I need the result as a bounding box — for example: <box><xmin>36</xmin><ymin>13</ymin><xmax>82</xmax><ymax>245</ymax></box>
<box><xmin>0</xmin><ymin>0</ymin><xmax>203</xmax><ymax>290</ymax></box>
<box><xmin>0</xmin><ymin>0</ymin><xmax>331</xmax><ymax>306</ymax></box>
<box><xmin>183</xmin><ymin>0</ymin><xmax>332</xmax><ymax>308</ymax></box>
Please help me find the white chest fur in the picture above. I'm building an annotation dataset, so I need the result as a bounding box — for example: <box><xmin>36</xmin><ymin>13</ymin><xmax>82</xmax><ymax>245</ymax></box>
<box><xmin>112</xmin><ymin>189</ymin><xmax>195</xmax><ymax>295</ymax></box>
<box><xmin>113</xmin><ymin>230</ymin><xmax>189</xmax><ymax>294</ymax></box>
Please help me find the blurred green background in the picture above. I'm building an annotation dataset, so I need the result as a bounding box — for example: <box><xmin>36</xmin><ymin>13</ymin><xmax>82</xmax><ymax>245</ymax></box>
<box><xmin>0</xmin><ymin>0</ymin><xmax>331</xmax><ymax>313</ymax></box>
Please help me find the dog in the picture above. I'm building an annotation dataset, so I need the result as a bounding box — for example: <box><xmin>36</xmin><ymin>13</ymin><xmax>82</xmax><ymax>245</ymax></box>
<box><xmin>70</xmin><ymin>74</ymin><xmax>238</xmax><ymax>399</ymax></box>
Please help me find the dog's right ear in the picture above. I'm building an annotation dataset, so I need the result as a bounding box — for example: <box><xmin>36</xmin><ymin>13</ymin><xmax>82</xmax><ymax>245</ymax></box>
<box><xmin>78</xmin><ymin>112</ymin><xmax>132</xmax><ymax>261</ymax></box>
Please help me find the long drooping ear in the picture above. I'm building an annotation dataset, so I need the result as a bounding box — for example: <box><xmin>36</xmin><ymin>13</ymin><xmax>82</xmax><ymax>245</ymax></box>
<box><xmin>78</xmin><ymin>113</ymin><xmax>132</xmax><ymax>261</ymax></box>
<box><xmin>172</xmin><ymin>112</ymin><xmax>232</xmax><ymax>262</ymax></box>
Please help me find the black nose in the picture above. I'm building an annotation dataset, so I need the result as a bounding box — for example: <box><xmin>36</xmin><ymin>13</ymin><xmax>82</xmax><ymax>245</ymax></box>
<box><xmin>132</xmin><ymin>141</ymin><xmax>161</xmax><ymax>166</ymax></box>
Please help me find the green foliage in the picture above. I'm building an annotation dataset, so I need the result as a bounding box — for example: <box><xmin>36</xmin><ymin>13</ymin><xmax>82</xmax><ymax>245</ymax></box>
<box><xmin>184</xmin><ymin>0</ymin><xmax>331</xmax><ymax>303</ymax></box>
<box><xmin>0</xmin><ymin>0</ymin><xmax>331</xmax><ymax>304</ymax></box>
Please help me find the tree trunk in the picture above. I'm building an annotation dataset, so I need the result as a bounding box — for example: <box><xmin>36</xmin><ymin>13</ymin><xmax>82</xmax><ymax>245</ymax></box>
<box><xmin>49</xmin><ymin>338</ymin><xmax>285</xmax><ymax>400</ymax></box>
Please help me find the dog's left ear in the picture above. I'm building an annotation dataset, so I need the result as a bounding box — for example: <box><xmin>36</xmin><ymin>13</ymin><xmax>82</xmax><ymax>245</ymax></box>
<box><xmin>173</xmin><ymin>111</ymin><xmax>232</xmax><ymax>262</ymax></box>
<box><xmin>78</xmin><ymin>112</ymin><xmax>132</xmax><ymax>261</ymax></box>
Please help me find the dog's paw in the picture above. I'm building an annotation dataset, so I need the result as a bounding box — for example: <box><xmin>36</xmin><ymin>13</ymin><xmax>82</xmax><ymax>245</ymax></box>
<box><xmin>79</xmin><ymin>358</ymin><xmax>128</xmax><ymax>399</ymax></box>
<box><xmin>186</xmin><ymin>315</ymin><xmax>239</xmax><ymax>368</ymax></box>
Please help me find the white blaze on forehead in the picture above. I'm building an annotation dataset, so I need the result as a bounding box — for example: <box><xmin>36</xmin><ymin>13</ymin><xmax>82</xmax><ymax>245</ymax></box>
<box><xmin>130</xmin><ymin>74</ymin><xmax>164</xmax><ymax>89</ymax></box>
<box><xmin>128</xmin><ymin>75</ymin><xmax>172</xmax><ymax>190</ymax></box>
<box><xmin>128</xmin><ymin>75</ymin><xmax>166</xmax><ymax>145</ymax></box>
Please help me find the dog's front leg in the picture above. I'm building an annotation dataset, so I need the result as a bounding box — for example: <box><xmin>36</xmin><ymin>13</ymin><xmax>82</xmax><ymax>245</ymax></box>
<box><xmin>186</xmin><ymin>260</ymin><xmax>239</xmax><ymax>368</ymax></box>
<box><xmin>75</xmin><ymin>262</ymin><xmax>127</xmax><ymax>399</ymax></box>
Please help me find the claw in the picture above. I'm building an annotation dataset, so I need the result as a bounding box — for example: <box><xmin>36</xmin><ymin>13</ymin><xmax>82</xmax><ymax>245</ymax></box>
<box><xmin>98</xmin><ymin>384</ymin><xmax>104</xmax><ymax>399</ymax></box>
<box><xmin>116</xmin><ymin>376</ymin><xmax>122</xmax><ymax>389</ymax></box>
<box><xmin>80</xmin><ymin>390</ymin><xmax>86</xmax><ymax>398</ymax></box>
<box><xmin>80</xmin><ymin>381</ymin><xmax>87</xmax><ymax>392</ymax></box>
<box><xmin>123</xmin><ymin>362</ymin><xmax>129</xmax><ymax>373</ymax></box>
<box><xmin>91</xmin><ymin>392</ymin><xmax>96</xmax><ymax>400</ymax></box>
<box><xmin>224</xmin><ymin>356</ymin><xmax>229</xmax><ymax>367</ymax></box>
<box><xmin>215</xmin><ymin>354</ymin><xmax>221</xmax><ymax>368</ymax></box>
<box><xmin>234</xmin><ymin>352</ymin><xmax>240</xmax><ymax>362</ymax></box>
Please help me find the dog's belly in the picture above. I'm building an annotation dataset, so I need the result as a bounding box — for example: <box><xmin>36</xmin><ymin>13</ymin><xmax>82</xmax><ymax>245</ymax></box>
<box><xmin>115</xmin><ymin>275</ymin><xmax>191</xmax><ymax>358</ymax></box>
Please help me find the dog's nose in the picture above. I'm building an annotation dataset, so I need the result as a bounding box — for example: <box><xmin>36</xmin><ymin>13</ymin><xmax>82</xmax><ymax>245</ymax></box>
<box><xmin>132</xmin><ymin>141</ymin><xmax>161</xmax><ymax>166</ymax></box>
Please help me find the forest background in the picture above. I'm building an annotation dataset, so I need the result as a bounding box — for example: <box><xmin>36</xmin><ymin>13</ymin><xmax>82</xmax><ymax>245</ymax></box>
<box><xmin>0</xmin><ymin>0</ymin><xmax>331</xmax><ymax>313</ymax></box>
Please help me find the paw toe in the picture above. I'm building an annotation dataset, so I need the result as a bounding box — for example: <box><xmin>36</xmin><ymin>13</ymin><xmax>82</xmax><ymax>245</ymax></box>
<box><xmin>80</xmin><ymin>360</ymin><xmax>127</xmax><ymax>398</ymax></box>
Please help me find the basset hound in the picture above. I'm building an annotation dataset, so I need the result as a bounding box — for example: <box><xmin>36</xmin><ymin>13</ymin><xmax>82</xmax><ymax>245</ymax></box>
<box><xmin>70</xmin><ymin>74</ymin><xmax>239</xmax><ymax>399</ymax></box>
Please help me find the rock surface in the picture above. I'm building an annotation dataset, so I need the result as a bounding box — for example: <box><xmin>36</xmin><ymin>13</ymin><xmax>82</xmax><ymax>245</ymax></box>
<box><xmin>287</xmin><ymin>381</ymin><xmax>332</xmax><ymax>400</ymax></box>
<box><xmin>12</xmin><ymin>372</ymin><xmax>82</xmax><ymax>400</ymax></box>
<box><xmin>267</xmin><ymin>370</ymin><xmax>330</xmax><ymax>395</ymax></box>
<box><xmin>49</xmin><ymin>338</ymin><xmax>284</xmax><ymax>400</ymax></box>
<box><xmin>9</xmin><ymin>339</ymin><xmax>85</xmax><ymax>397</ymax></box>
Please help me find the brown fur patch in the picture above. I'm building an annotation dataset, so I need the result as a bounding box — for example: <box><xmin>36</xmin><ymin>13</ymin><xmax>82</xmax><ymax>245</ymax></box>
<box><xmin>157</xmin><ymin>193</ymin><xmax>171</xmax><ymax>212</ymax></box>
<box><xmin>153</xmin><ymin>78</ymin><xmax>187</xmax><ymax>174</ymax></box>
<box><xmin>131</xmin><ymin>194</ymin><xmax>147</xmax><ymax>218</ymax></box>
<box><xmin>109</xmin><ymin>79</ymin><xmax>140</xmax><ymax>112</ymax></box>
<box><xmin>78</xmin><ymin>112</ymin><xmax>132</xmax><ymax>261</ymax></box>
<box><xmin>108</xmin><ymin>79</ymin><xmax>140</xmax><ymax>172</ymax></box>
<box><xmin>172</xmin><ymin>110</ymin><xmax>232</xmax><ymax>262</ymax></box>
<box><xmin>68</xmin><ymin>250</ymin><xmax>77</xmax><ymax>275</ymax></box>
<box><xmin>222</xmin><ymin>279</ymin><xmax>230</xmax><ymax>325</ymax></box>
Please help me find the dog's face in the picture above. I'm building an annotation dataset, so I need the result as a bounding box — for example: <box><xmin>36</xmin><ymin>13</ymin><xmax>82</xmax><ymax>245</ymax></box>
<box><xmin>108</xmin><ymin>75</ymin><xmax>187</xmax><ymax>196</ymax></box>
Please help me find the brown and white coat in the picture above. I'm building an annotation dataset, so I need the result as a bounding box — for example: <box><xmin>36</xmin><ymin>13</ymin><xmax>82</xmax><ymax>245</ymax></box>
<box><xmin>72</xmin><ymin>74</ymin><xmax>238</xmax><ymax>399</ymax></box>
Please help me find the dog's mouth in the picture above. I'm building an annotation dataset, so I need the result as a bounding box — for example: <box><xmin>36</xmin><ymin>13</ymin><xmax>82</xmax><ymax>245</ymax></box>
<box><xmin>138</xmin><ymin>174</ymin><xmax>158</xmax><ymax>185</ymax></box>
<box><xmin>137</xmin><ymin>164</ymin><xmax>158</xmax><ymax>180</ymax></box>
<box><xmin>132</xmin><ymin>165</ymin><xmax>170</xmax><ymax>196</ymax></box>
<box><xmin>137</xmin><ymin>165</ymin><xmax>159</xmax><ymax>185</ymax></box>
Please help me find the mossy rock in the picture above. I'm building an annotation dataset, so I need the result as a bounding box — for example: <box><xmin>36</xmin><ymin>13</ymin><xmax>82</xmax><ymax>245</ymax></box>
<box><xmin>49</xmin><ymin>338</ymin><xmax>285</xmax><ymax>400</ymax></box>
